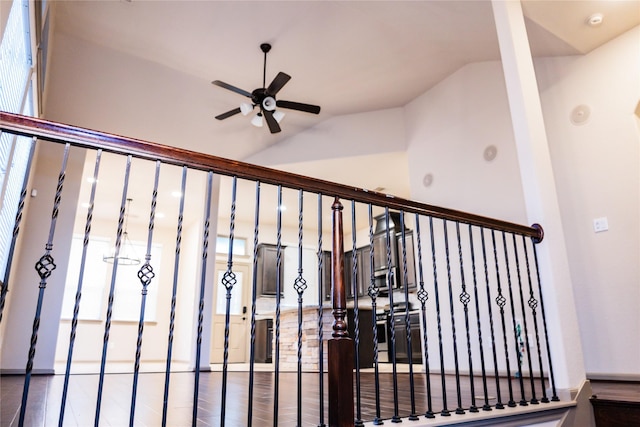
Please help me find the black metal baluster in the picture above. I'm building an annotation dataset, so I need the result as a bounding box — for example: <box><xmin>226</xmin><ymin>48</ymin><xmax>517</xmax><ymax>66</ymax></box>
<box><xmin>316</xmin><ymin>194</ymin><xmax>326</xmax><ymax>427</ymax></box>
<box><xmin>479</xmin><ymin>227</ymin><xmax>504</xmax><ymax>409</ymax></box>
<box><xmin>130</xmin><ymin>160</ymin><xmax>161</xmax><ymax>426</ymax></box>
<box><xmin>455</xmin><ymin>222</ymin><xmax>476</xmax><ymax>413</ymax></box>
<box><xmin>294</xmin><ymin>190</ymin><xmax>308</xmax><ymax>427</ymax></box>
<box><xmin>384</xmin><ymin>208</ymin><xmax>401</xmax><ymax>423</ymax></box>
<box><xmin>414</xmin><ymin>214</ymin><xmax>434</xmax><ymax>419</ymax></box>
<box><xmin>350</xmin><ymin>200</ymin><xmax>364</xmax><ymax>426</ymax></box>
<box><xmin>95</xmin><ymin>154</ymin><xmax>133</xmax><ymax>426</ymax></box>
<box><xmin>192</xmin><ymin>171</ymin><xmax>214</xmax><ymax>427</ymax></box>
<box><xmin>58</xmin><ymin>149</ymin><xmax>102</xmax><ymax>426</ymax></box>
<box><xmin>273</xmin><ymin>185</ymin><xmax>283</xmax><ymax>427</ymax></box>
<box><xmin>510</xmin><ymin>233</ymin><xmax>531</xmax><ymax>406</ymax></box>
<box><xmin>499</xmin><ymin>231</ymin><xmax>517</xmax><ymax>408</ymax></box>
<box><xmin>367</xmin><ymin>204</ymin><xmax>383</xmax><ymax>425</ymax></box>
<box><xmin>443</xmin><ymin>219</ymin><xmax>465</xmax><ymax>415</ymax></box>
<box><xmin>521</xmin><ymin>235</ymin><xmax>544</xmax><ymax>404</ymax></box>
<box><xmin>220</xmin><ymin>176</ymin><xmax>238</xmax><ymax>427</ymax></box>
<box><xmin>0</xmin><ymin>137</ymin><xmax>35</xmax><ymax>325</ymax></box>
<box><xmin>400</xmin><ymin>212</ymin><xmax>419</xmax><ymax>420</ymax></box>
<box><xmin>468</xmin><ymin>225</ymin><xmax>492</xmax><ymax>411</ymax></box>
<box><xmin>530</xmin><ymin>235</ymin><xmax>559</xmax><ymax>402</ymax></box>
<box><xmin>428</xmin><ymin>217</ymin><xmax>449</xmax><ymax>416</ymax></box>
<box><xmin>512</xmin><ymin>234</ymin><xmax>540</xmax><ymax>405</ymax></box>
<box><xmin>162</xmin><ymin>166</ymin><xmax>187</xmax><ymax>427</ymax></box>
<box><xmin>489</xmin><ymin>230</ymin><xmax>515</xmax><ymax>409</ymax></box>
<box><xmin>248</xmin><ymin>181</ymin><xmax>261</xmax><ymax>427</ymax></box>
<box><xmin>18</xmin><ymin>143</ymin><xmax>69</xmax><ymax>426</ymax></box>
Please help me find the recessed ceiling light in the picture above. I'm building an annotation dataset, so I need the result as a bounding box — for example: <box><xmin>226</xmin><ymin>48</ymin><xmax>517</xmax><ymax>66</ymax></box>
<box><xmin>171</xmin><ymin>191</ymin><xmax>182</xmax><ymax>198</ymax></box>
<box><xmin>155</xmin><ymin>212</ymin><xmax>165</xmax><ymax>219</ymax></box>
<box><xmin>586</xmin><ymin>13</ymin><xmax>603</xmax><ymax>27</ymax></box>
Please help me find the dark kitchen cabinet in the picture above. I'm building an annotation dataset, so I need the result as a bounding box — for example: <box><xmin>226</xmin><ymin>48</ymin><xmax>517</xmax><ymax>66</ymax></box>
<box><xmin>256</xmin><ymin>244</ymin><xmax>284</xmax><ymax>296</ymax></box>
<box><xmin>391</xmin><ymin>312</ymin><xmax>422</xmax><ymax>364</ymax></box>
<box><xmin>255</xmin><ymin>318</ymin><xmax>273</xmax><ymax>363</ymax></box>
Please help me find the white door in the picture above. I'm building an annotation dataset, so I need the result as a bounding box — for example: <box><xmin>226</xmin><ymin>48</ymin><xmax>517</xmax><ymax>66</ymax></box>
<box><xmin>210</xmin><ymin>261</ymin><xmax>250</xmax><ymax>363</ymax></box>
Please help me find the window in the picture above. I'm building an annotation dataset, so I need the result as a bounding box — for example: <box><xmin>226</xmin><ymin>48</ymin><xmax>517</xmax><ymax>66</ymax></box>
<box><xmin>216</xmin><ymin>235</ymin><xmax>247</xmax><ymax>257</ymax></box>
<box><xmin>61</xmin><ymin>235</ymin><xmax>162</xmax><ymax>322</ymax></box>
<box><xmin>0</xmin><ymin>0</ymin><xmax>35</xmax><ymax>280</ymax></box>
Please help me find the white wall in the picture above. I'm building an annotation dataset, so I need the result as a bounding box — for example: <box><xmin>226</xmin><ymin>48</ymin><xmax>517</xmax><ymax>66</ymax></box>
<box><xmin>535</xmin><ymin>27</ymin><xmax>640</xmax><ymax>378</ymax></box>
<box><xmin>405</xmin><ymin>61</ymin><xmax>528</xmax><ymax>224</ymax></box>
<box><xmin>403</xmin><ymin>27</ymin><xmax>640</xmax><ymax>379</ymax></box>
<box><xmin>245</xmin><ymin>107</ymin><xmax>407</xmax><ymax>166</ymax></box>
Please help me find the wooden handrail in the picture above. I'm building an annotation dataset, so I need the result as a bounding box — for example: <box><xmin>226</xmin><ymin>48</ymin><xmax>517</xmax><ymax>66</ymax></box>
<box><xmin>0</xmin><ymin>111</ymin><xmax>543</xmax><ymax>241</ymax></box>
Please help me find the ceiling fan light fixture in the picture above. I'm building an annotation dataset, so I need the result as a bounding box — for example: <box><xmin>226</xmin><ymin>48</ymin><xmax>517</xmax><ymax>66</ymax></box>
<box><xmin>273</xmin><ymin>110</ymin><xmax>285</xmax><ymax>123</ymax></box>
<box><xmin>240</xmin><ymin>102</ymin><xmax>253</xmax><ymax>115</ymax></box>
<box><xmin>251</xmin><ymin>113</ymin><xmax>264</xmax><ymax>127</ymax></box>
<box><xmin>262</xmin><ymin>96</ymin><xmax>276</xmax><ymax>111</ymax></box>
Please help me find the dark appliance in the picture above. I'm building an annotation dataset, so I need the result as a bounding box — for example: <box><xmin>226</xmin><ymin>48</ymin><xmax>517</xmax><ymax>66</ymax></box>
<box><xmin>372</xmin><ymin>212</ymin><xmax>417</xmax><ymax>294</ymax></box>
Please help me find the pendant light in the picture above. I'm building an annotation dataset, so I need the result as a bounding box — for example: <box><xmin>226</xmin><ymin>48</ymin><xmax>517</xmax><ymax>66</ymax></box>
<box><xmin>103</xmin><ymin>198</ymin><xmax>140</xmax><ymax>265</ymax></box>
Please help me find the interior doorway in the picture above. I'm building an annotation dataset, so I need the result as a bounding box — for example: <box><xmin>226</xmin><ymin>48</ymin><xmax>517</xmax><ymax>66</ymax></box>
<box><xmin>210</xmin><ymin>261</ymin><xmax>251</xmax><ymax>363</ymax></box>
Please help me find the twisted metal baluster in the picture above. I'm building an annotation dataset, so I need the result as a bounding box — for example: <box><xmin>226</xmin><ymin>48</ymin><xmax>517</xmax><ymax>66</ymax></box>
<box><xmin>490</xmin><ymin>229</ymin><xmax>515</xmax><ymax>409</ymax></box>
<box><xmin>400</xmin><ymin>211</ymin><xmax>419</xmax><ymax>420</ymax></box>
<box><xmin>0</xmin><ymin>137</ymin><xmax>35</xmax><ymax>325</ymax></box>
<box><xmin>193</xmin><ymin>171</ymin><xmax>213</xmax><ymax>427</ymax></box>
<box><xmin>443</xmin><ymin>219</ymin><xmax>464</xmax><ymax>415</ymax></box>
<box><xmin>273</xmin><ymin>185</ymin><xmax>283</xmax><ymax>426</ymax></box>
<box><xmin>294</xmin><ymin>190</ymin><xmax>308</xmax><ymax>427</ymax></box>
<box><xmin>248</xmin><ymin>181</ymin><xmax>261</xmax><ymax>427</ymax></box>
<box><xmin>521</xmin><ymin>235</ymin><xmax>544</xmax><ymax>404</ymax></box>
<box><xmin>499</xmin><ymin>231</ymin><xmax>517</xmax><ymax>408</ymax></box>
<box><xmin>479</xmin><ymin>227</ymin><xmax>504</xmax><ymax>409</ymax></box>
<box><xmin>510</xmin><ymin>233</ymin><xmax>530</xmax><ymax>406</ymax></box>
<box><xmin>530</xmin><ymin>236</ymin><xmax>559</xmax><ymax>402</ymax></box>
<box><xmin>59</xmin><ymin>149</ymin><xmax>102</xmax><ymax>427</ymax></box>
<box><xmin>384</xmin><ymin>208</ymin><xmax>401</xmax><ymax>423</ymax></box>
<box><xmin>316</xmin><ymin>194</ymin><xmax>326</xmax><ymax>427</ymax></box>
<box><xmin>415</xmin><ymin>214</ymin><xmax>435</xmax><ymax>418</ymax></box>
<box><xmin>129</xmin><ymin>160</ymin><xmax>161</xmax><ymax>426</ymax></box>
<box><xmin>455</xmin><ymin>222</ymin><xmax>476</xmax><ymax>413</ymax></box>
<box><xmin>95</xmin><ymin>154</ymin><xmax>133</xmax><ymax>426</ymax></box>
<box><xmin>162</xmin><ymin>166</ymin><xmax>187</xmax><ymax>427</ymax></box>
<box><xmin>350</xmin><ymin>200</ymin><xmax>364</xmax><ymax>427</ymax></box>
<box><xmin>19</xmin><ymin>143</ymin><xmax>70</xmax><ymax>426</ymax></box>
<box><xmin>428</xmin><ymin>217</ymin><xmax>449</xmax><ymax>416</ymax></box>
<box><xmin>220</xmin><ymin>176</ymin><xmax>238</xmax><ymax>427</ymax></box>
<box><xmin>367</xmin><ymin>204</ymin><xmax>383</xmax><ymax>425</ymax></box>
<box><xmin>468</xmin><ymin>225</ymin><xmax>492</xmax><ymax>411</ymax></box>
<box><xmin>512</xmin><ymin>234</ymin><xmax>540</xmax><ymax>405</ymax></box>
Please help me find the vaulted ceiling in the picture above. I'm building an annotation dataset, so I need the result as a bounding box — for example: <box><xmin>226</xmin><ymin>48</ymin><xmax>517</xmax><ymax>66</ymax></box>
<box><xmin>51</xmin><ymin>0</ymin><xmax>640</xmax><ymax>159</ymax></box>
<box><xmin>49</xmin><ymin>1</ymin><xmax>639</xmax><ymax>227</ymax></box>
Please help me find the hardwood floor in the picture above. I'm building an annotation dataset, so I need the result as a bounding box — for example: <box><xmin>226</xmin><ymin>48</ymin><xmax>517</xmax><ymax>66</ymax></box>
<box><xmin>1</xmin><ymin>368</ymin><xmax>551</xmax><ymax>426</ymax></box>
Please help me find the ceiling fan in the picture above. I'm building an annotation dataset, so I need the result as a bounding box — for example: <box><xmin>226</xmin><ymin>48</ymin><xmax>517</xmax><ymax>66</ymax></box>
<box><xmin>212</xmin><ymin>43</ymin><xmax>321</xmax><ymax>134</ymax></box>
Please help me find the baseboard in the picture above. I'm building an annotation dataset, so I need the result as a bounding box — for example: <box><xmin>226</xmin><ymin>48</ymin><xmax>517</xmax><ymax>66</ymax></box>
<box><xmin>0</xmin><ymin>368</ymin><xmax>55</xmax><ymax>375</ymax></box>
<box><xmin>587</xmin><ymin>372</ymin><xmax>640</xmax><ymax>382</ymax></box>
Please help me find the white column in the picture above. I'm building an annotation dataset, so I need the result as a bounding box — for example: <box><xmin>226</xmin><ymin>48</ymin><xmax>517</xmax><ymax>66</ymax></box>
<box><xmin>491</xmin><ymin>0</ymin><xmax>586</xmax><ymax>390</ymax></box>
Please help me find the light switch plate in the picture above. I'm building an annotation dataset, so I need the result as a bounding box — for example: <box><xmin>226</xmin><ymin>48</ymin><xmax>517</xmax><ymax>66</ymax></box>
<box><xmin>593</xmin><ymin>217</ymin><xmax>609</xmax><ymax>233</ymax></box>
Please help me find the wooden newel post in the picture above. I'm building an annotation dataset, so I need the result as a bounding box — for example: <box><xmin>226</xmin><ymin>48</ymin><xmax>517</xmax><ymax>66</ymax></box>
<box><xmin>328</xmin><ymin>197</ymin><xmax>354</xmax><ymax>427</ymax></box>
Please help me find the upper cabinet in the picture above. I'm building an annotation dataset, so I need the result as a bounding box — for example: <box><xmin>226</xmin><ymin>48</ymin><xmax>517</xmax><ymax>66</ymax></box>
<box><xmin>256</xmin><ymin>243</ymin><xmax>284</xmax><ymax>296</ymax></box>
<box><xmin>322</xmin><ymin>212</ymin><xmax>417</xmax><ymax>301</ymax></box>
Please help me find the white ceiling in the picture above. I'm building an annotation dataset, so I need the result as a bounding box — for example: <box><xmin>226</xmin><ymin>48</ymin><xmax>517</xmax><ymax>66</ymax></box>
<box><xmin>52</xmin><ymin>0</ymin><xmax>640</xmax><ymax>160</ymax></box>
<box><xmin>52</xmin><ymin>0</ymin><xmax>639</xmax><ymax>229</ymax></box>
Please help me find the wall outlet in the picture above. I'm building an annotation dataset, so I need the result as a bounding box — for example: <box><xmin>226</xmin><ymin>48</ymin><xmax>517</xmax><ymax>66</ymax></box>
<box><xmin>593</xmin><ymin>217</ymin><xmax>609</xmax><ymax>233</ymax></box>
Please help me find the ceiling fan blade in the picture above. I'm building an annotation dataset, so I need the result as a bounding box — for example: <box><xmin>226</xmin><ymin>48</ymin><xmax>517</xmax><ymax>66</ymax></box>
<box><xmin>276</xmin><ymin>100</ymin><xmax>321</xmax><ymax>114</ymax></box>
<box><xmin>212</xmin><ymin>80</ymin><xmax>252</xmax><ymax>98</ymax></box>
<box><xmin>215</xmin><ymin>107</ymin><xmax>242</xmax><ymax>120</ymax></box>
<box><xmin>263</xmin><ymin>110</ymin><xmax>281</xmax><ymax>134</ymax></box>
<box><xmin>266</xmin><ymin>72</ymin><xmax>291</xmax><ymax>96</ymax></box>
